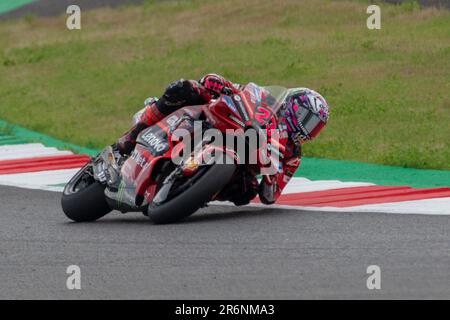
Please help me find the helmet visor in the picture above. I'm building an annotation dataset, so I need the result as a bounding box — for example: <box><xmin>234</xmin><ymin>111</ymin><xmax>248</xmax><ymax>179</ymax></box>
<box><xmin>297</xmin><ymin>106</ymin><xmax>326</xmax><ymax>139</ymax></box>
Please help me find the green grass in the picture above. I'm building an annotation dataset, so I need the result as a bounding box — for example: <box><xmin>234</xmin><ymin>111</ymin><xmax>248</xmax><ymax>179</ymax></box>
<box><xmin>0</xmin><ymin>0</ymin><xmax>449</xmax><ymax>169</ymax></box>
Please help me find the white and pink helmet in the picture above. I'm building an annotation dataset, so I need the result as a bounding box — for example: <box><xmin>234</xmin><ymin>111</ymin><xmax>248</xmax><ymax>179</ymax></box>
<box><xmin>283</xmin><ymin>88</ymin><xmax>329</xmax><ymax>143</ymax></box>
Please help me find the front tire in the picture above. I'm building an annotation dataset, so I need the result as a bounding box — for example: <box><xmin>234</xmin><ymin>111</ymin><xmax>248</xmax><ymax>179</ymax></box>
<box><xmin>61</xmin><ymin>165</ymin><xmax>112</xmax><ymax>222</ymax></box>
<box><xmin>147</xmin><ymin>161</ymin><xmax>236</xmax><ymax>224</ymax></box>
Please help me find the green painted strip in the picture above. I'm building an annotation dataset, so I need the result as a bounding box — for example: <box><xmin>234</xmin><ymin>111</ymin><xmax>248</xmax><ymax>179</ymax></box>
<box><xmin>0</xmin><ymin>120</ymin><xmax>99</xmax><ymax>156</ymax></box>
<box><xmin>0</xmin><ymin>0</ymin><xmax>36</xmax><ymax>15</ymax></box>
<box><xmin>0</xmin><ymin>138</ymin><xmax>29</xmax><ymax>145</ymax></box>
<box><xmin>297</xmin><ymin>157</ymin><xmax>450</xmax><ymax>189</ymax></box>
<box><xmin>0</xmin><ymin>135</ymin><xmax>16</xmax><ymax>140</ymax></box>
<box><xmin>0</xmin><ymin>136</ymin><xmax>27</xmax><ymax>142</ymax></box>
<box><xmin>49</xmin><ymin>183</ymin><xmax>68</xmax><ymax>187</ymax></box>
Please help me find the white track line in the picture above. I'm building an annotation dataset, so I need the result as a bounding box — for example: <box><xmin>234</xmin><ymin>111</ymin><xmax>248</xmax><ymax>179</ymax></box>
<box><xmin>0</xmin><ymin>143</ymin><xmax>47</xmax><ymax>151</ymax></box>
<box><xmin>0</xmin><ymin>149</ymin><xmax>72</xmax><ymax>160</ymax></box>
<box><xmin>0</xmin><ymin>168</ymin><xmax>79</xmax><ymax>187</ymax></box>
<box><xmin>0</xmin><ymin>143</ymin><xmax>72</xmax><ymax>160</ymax></box>
<box><xmin>0</xmin><ymin>143</ymin><xmax>78</xmax><ymax>191</ymax></box>
<box><xmin>283</xmin><ymin>179</ymin><xmax>374</xmax><ymax>193</ymax></box>
<box><xmin>1</xmin><ymin>144</ymin><xmax>448</xmax><ymax>215</ymax></box>
<box><xmin>0</xmin><ymin>180</ymin><xmax>65</xmax><ymax>192</ymax></box>
<box><xmin>340</xmin><ymin>197</ymin><xmax>450</xmax><ymax>215</ymax></box>
<box><xmin>214</xmin><ymin>197</ymin><xmax>450</xmax><ymax>215</ymax></box>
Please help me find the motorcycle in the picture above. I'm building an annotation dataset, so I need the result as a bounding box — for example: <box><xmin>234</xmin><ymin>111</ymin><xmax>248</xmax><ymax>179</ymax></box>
<box><xmin>61</xmin><ymin>83</ymin><xmax>289</xmax><ymax>224</ymax></box>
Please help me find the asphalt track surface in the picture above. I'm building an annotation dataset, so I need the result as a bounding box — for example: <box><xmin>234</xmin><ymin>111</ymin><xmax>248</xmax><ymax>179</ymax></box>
<box><xmin>1</xmin><ymin>0</ymin><xmax>449</xmax><ymax>300</ymax></box>
<box><xmin>1</xmin><ymin>184</ymin><xmax>449</xmax><ymax>299</ymax></box>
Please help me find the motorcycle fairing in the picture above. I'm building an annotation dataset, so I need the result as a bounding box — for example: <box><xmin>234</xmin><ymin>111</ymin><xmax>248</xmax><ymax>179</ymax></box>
<box><xmin>103</xmin><ymin>84</ymin><xmax>290</xmax><ymax>212</ymax></box>
<box><xmin>118</xmin><ymin>105</ymin><xmax>204</xmax><ymax>207</ymax></box>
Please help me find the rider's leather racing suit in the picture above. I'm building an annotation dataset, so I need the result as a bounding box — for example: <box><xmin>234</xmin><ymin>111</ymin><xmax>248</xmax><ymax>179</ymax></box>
<box><xmin>116</xmin><ymin>74</ymin><xmax>301</xmax><ymax>205</ymax></box>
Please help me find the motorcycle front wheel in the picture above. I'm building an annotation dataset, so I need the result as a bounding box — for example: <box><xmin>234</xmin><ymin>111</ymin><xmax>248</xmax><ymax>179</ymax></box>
<box><xmin>147</xmin><ymin>156</ymin><xmax>236</xmax><ymax>224</ymax></box>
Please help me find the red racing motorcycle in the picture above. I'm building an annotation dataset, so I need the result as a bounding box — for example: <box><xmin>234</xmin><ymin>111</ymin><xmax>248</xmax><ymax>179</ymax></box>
<box><xmin>61</xmin><ymin>83</ymin><xmax>289</xmax><ymax>224</ymax></box>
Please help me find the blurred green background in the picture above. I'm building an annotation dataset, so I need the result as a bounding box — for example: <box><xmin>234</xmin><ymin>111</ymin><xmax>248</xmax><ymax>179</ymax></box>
<box><xmin>0</xmin><ymin>0</ymin><xmax>449</xmax><ymax>169</ymax></box>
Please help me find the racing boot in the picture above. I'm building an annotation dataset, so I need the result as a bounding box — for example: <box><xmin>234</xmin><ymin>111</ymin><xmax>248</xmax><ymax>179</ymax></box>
<box><xmin>215</xmin><ymin>169</ymin><xmax>259</xmax><ymax>206</ymax></box>
<box><xmin>116</xmin><ymin>98</ymin><xmax>165</xmax><ymax>155</ymax></box>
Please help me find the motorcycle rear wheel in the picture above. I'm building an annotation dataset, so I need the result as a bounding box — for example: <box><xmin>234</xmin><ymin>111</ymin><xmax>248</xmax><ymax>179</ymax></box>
<box><xmin>61</xmin><ymin>164</ymin><xmax>112</xmax><ymax>222</ymax></box>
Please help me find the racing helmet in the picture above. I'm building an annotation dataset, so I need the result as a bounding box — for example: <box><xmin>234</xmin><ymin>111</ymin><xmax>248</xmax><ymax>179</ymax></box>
<box><xmin>283</xmin><ymin>88</ymin><xmax>329</xmax><ymax>144</ymax></box>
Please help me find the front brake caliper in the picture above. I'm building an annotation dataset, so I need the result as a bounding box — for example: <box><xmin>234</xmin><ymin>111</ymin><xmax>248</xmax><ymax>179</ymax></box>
<box><xmin>182</xmin><ymin>156</ymin><xmax>200</xmax><ymax>177</ymax></box>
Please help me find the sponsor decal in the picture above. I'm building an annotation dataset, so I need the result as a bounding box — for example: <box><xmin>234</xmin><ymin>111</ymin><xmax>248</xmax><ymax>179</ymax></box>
<box><xmin>286</xmin><ymin>169</ymin><xmax>294</xmax><ymax>177</ymax></box>
<box><xmin>255</xmin><ymin>106</ymin><xmax>272</xmax><ymax>125</ymax></box>
<box><xmin>130</xmin><ymin>150</ymin><xmax>147</xmax><ymax>168</ymax></box>
<box><xmin>308</xmin><ymin>96</ymin><xmax>323</xmax><ymax>113</ymax></box>
<box><xmin>223</xmin><ymin>95</ymin><xmax>238</xmax><ymax>113</ymax></box>
<box><xmin>229</xmin><ymin>115</ymin><xmax>245</xmax><ymax>127</ymax></box>
<box><xmin>166</xmin><ymin>115</ymin><xmax>180</xmax><ymax>127</ymax></box>
<box><xmin>286</xmin><ymin>158</ymin><xmax>300</xmax><ymax>167</ymax></box>
<box><xmin>140</xmin><ymin>131</ymin><xmax>169</xmax><ymax>156</ymax></box>
<box><xmin>233</xmin><ymin>94</ymin><xmax>249</xmax><ymax>122</ymax></box>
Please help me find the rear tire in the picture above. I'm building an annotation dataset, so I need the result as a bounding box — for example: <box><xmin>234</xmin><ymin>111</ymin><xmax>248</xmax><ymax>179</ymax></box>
<box><xmin>147</xmin><ymin>161</ymin><xmax>236</xmax><ymax>224</ymax></box>
<box><xmin>61</xmin><ymin>166</ymin><xmax>112</xmax><ymax>222</ymax></box>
